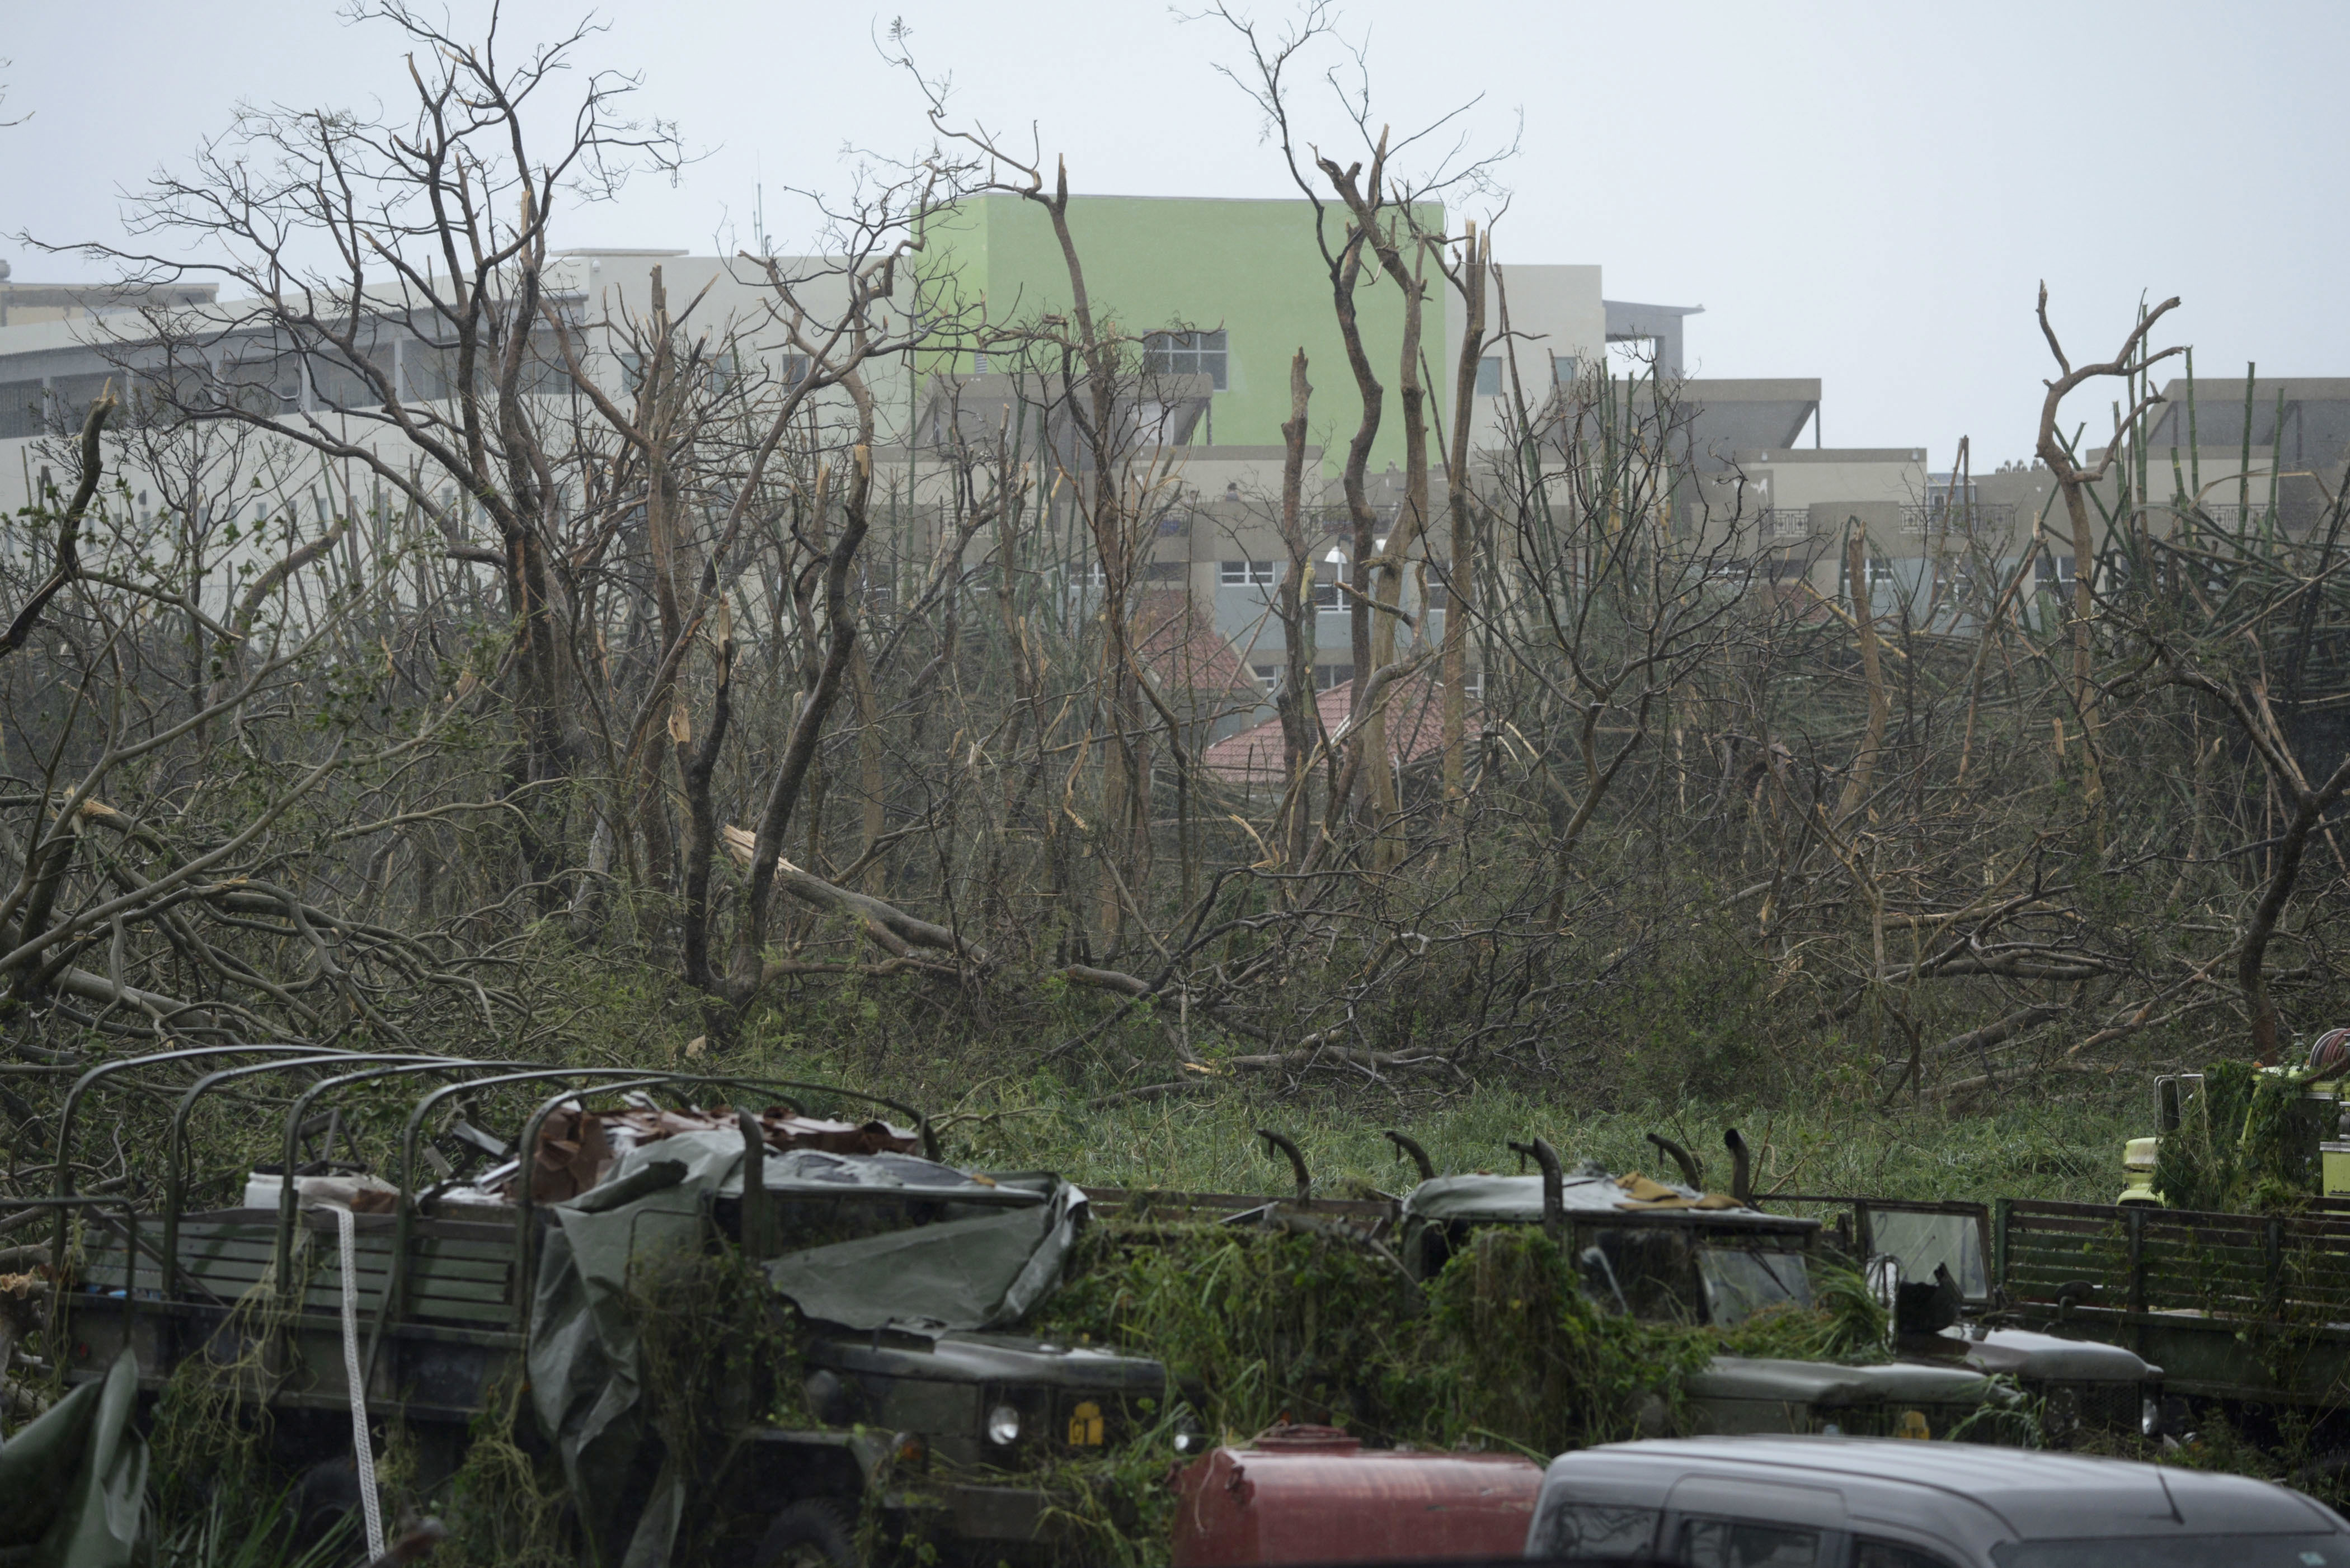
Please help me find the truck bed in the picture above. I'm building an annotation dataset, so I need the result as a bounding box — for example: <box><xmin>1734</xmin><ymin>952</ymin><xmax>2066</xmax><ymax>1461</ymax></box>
<box><xmin>1999</xmin><ymin>1198</ymin><xmax>2350</xmax><ymax>1402</ymax></box>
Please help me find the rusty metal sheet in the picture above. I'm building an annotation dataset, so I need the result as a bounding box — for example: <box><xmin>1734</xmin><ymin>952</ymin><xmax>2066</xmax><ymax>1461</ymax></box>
<box><xmin>525</xmin><ymin>1104</ymin><xmax>922</xmax><ymax>1203</ymax></box>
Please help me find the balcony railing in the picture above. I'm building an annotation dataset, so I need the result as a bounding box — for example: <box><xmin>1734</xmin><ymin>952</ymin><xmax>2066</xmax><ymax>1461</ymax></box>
<box><xmin>1905</xmin><ymin>502</ymin><xmax>2018</xmax><ymax>535</ymax></box>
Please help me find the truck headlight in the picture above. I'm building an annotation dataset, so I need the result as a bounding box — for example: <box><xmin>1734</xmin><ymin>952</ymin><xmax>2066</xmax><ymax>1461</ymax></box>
<box><xmin>987</xmin><ymin>1404</ymin><xmax>1021</xmax><ymax>1446</ymax></box>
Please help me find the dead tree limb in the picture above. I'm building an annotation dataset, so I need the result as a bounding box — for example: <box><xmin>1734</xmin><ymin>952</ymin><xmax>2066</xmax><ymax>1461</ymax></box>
<box><xmin>1</xmin><ymin>392</ymin><xmax>116</xmax><ymax>658</ymax></box>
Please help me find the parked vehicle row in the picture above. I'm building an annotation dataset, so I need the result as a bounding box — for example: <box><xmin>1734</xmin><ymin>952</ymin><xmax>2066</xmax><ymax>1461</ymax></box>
<box><xmin>1524</xmin><ymin>1435</ymin><xmax>2349</xmax><ymax>1567</ymax></box>
<box><xmin>21</xmin><ymin>1045</ymin><xmax>2341</xmax><ymax>1565</ymax></box>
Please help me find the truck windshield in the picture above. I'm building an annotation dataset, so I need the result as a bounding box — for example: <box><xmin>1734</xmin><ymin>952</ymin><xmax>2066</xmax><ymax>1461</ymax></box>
<box><xmin>1993</xmin><ymin>1537</ymin><xmax>2348</xmax><ymax>1567</ymax></box>
<box><xmin>1694</xmin><ymin>1246</ymin><xmax>1813</xmax><ymax>1325</ymax></box>
<box><xmin>1871</xmin><ymin>1209</ymin><xmax>1990</xmax><ymax>1300</ymax></box>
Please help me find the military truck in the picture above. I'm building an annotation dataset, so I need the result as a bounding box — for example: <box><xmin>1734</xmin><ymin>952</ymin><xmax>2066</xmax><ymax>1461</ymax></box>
<box><xmin>2118</xmin><ymin>1064</ymin><xmax>2350</xmax><ymax>1208</ymax></box>
<box><xmin>18</xmin><ymin>1046</ymin><xmax>1192</xmax><ymax>1566</ymax></box>
<box><xmin>1383</xmin><ymin>1131</ymin><xmax>2158</xmax><ymax>1443</ymax></box>
<box><xmin>1773</xmin><ymin>1190</ymin><xmax>2168</xmax><ymax>1443</ymax></box>
<box><xmin>1977</xmin><ymin>1060</ymin><xmax>2350</xmax><ymax>1425</ymax></box>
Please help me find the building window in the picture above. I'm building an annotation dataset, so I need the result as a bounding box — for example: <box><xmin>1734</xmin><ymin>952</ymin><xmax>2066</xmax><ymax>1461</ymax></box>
<box><xmin>970</xmin><ymin>351</ymin><xmax>989</xmax><ymax>374</ymax></box>
<box><xmin>779</xmin><ymin>353</ymin><xmax>812</xmax><ymax>387</ymax></box>
<box><xmin>1142</xmin><ymin>561</ymin><xmax>1188</xmax><ymax>581</ymax></box>
<box><xmin>1</xmin><ymin>380</ymin><xmax>46</xmax><ymax>440</ymax></box>
<box><xmin>1315</xmin><ymin>548</ymin><xmax>1347</xmax><ymax>608</ymax></box>
<box><xmin>1552</xmin><ymin>355</ymin><xmax>1578</xmax><ymax>387</ymax></box>
<box><xmin>1314</xmin><ymin>663</ymin><xmax>1355</xmax><ymax>691</ymax></box>
<box><xmin>1252</xmin><ymin>664</ymin><xmax>1279</xmax><ymax>696</ymax></box>
<box><xmin>1144</xmin><ymin>330</ymin><xmax>1228</xmax><ymax>391</ymax></box>
<box><xmin>2037</xmin><ymin>553</ymin><xmax>2078</xmax><ymax>587</ymax></box>
<box><xmin>1220</xmin><ymin>560</ymin><xmax>1276</xmax><ymax>586</ymax></box>
<box><xmin>310</xmin><ymin>349</ymin><xmax>394</xmax><ymax>412</ymax></box>
<box><xmin>1425</xmin><ymin>580</ymin><xmax>1450</xmax><ymax>610</ymax></box>
<box><xmin>1840</xmin><ymin>556</ymin><xmax>1897</xmax><ymax>598</ymax></box>
<box><xmin>1475</xmin><ymin>356</ymin><xmax>1501</xmax><ymax>396</ymax></box>
<box><xmin>226</xmin><ymin>354</ymin><xmax>305</xmax><ymax>412</ymax></box>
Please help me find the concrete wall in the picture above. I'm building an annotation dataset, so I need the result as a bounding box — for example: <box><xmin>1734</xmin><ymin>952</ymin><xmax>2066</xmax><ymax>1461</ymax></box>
<box><xmin>1746</xmin><ymin>448</ymin><xmax>1926</xmax><ymax>512</ymax></box>
<box><xmin>1447</xmin><ymin>262</ymin><xmax>1606</xmax><ymax>453</ymax></box>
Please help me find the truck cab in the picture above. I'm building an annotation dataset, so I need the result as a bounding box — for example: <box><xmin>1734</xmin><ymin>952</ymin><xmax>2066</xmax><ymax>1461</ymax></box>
<box><xmin>43</xmin><ymin>1055</ymin><xmax>1181</xmax><ymax>1565</ymax></box>
<box><xmin>1393</xmin><ymin>1141</ymin><xmax>2156</xmax><ymax>1443</ymax></box>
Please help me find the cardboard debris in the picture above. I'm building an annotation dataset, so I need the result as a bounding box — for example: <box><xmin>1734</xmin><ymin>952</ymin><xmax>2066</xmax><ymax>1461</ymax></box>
<box><xmin>1612</xmin><ymin>1171</ymin><xmax>1746</xmax><ymax>1212</ymax></box>
<box><xmin>524</xmin><ymin>1104</ymin><xmax>920</xmax><ymax>1203</ymax></box>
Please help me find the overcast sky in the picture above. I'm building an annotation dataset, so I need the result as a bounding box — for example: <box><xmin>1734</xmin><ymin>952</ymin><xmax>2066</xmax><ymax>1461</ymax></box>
<box><xmin>6</xmin><ymin>1</ymin><xmax>2344</xmax><ymax>463</ymax></box>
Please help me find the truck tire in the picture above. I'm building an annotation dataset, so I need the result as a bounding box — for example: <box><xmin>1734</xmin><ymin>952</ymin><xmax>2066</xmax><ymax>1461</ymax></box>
<box><xmin>289</xmin><ymin>1454</ymin><xmax>361</xmax><ymax>1553</ymax></box>
<box><xmin>753</xmin><ymin>1500</ymin><xmax>860</xmax><ymax>1568</ymax></box>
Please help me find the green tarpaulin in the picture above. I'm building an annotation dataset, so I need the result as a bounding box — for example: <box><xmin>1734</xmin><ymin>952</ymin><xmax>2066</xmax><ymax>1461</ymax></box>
<box><xmin>527</xmin><ymin>1130</ymin><xmax>1082</xmax><ymax>1568</ymax></box>
<box><xmin>0</xmin><ymin>1349</ymin><xmax>148</xmax><ymax>1568</ymax></box>
<box><xmin>761</xmin><ymin>1178</ymin><xmax>1082</xmax><ymax>1335</ymax></box>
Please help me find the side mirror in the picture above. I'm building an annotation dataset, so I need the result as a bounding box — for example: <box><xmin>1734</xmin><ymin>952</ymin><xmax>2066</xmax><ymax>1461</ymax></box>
<box><xmin>1892</xmin><ymin>1263</ymin><xmax>1961</xmax><ymax>1336</ymax></box>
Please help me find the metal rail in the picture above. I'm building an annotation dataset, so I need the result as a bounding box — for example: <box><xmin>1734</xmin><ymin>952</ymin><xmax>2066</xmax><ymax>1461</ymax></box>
<box><xmin>34</xmin><ymin>1044</ymin><xmax>949</xmax><ymax>1357</ymax></box>
<box><xmin>503</xmin><ymin>1072</ymin><xmax>942</xmax><ymax>1334</ymax></box>
<box><xmin>271</xmin><ymin>1059</ymin><xmax>528</xmax><ymax>1289</ymax></box>
<box><xmin>4</xmin><ymin>1194</ymin><xmax>149</xmax><ymax>1355</ymax></box>
<box><xmin>51</xmin><ymin>1044</ymin><xmax>361</xmax><ymax>1278</ymax></box>
<box><xmin>383</xmin><ymin>1067</ymin><xmax>803</xmax><ymax>1343</ymax></box>
<box><xmin>163</xmin><ymin>1051</ymin><xmax>365</xmax><ymax>1292</ymax></box>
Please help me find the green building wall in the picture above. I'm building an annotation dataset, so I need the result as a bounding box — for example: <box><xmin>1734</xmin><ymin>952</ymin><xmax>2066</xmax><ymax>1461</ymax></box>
<box><xmin>917</xmin><ymin>193</ymin><xmax>1447</xmax><ymax>473</ymax></box>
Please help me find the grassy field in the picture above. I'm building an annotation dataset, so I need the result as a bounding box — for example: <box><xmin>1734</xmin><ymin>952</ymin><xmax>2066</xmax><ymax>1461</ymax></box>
<box><xmin>722</xmin><ymin>1030</ymin><xmax>2149</xmax><ymax>1208</ymax></box>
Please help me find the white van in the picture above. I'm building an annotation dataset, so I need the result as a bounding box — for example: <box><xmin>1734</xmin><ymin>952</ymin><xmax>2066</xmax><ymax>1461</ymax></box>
<box><xmin>1525</xmin><ymin>1436</ymin><xmax>2348</xmax><ymax>1567</ymax></box>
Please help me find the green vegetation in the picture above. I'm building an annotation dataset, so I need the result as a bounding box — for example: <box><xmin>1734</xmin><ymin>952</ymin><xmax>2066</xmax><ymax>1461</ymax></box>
<box><xmin>5</xmin><ymin>9</ymin><xmax>2346</xmax><ymax>1562</ymax></box>
<box><xmin>2153</xmin><ymin>1058</ymin><xmax>2333</xmax><ymax>1212</ymax></box>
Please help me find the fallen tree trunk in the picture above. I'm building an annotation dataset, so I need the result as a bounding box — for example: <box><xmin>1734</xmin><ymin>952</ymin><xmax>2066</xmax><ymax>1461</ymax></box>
<box><xmin>722</xmin><ymin>825</ymin><xmax>985</xmax><ymax>963</ymax></box>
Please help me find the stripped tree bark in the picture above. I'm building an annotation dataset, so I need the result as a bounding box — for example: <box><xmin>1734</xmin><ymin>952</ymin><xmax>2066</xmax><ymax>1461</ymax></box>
<box><xmin>2032</xmin><ymin>286</ymin><xmax>2184</xmax><ymax>830</ymax></box>
<box><xmin>0</xmin><ymin>393</ymin><xmax>116</xmax><ymax>658</ymax></box>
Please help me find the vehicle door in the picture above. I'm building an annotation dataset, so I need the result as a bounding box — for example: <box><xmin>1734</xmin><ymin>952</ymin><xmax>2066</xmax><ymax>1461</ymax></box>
<box><xmin>1662</xmin><ymin>1476</ymin><xmax>1847</xmax><ymax>1568</ymax></box>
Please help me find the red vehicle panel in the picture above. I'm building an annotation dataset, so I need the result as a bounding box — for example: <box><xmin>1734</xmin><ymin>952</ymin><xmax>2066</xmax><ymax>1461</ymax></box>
<box><xmin>1171</xmin><ymin>1425</ymin><xmax>1543</xmax><ymax>1565</ymax></box>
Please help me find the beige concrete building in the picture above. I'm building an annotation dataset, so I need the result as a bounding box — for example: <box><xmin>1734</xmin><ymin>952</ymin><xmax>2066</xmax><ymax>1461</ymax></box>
<box><xmin>26</xmin><ymin>217</ymin><xmax>2314</xmax><ymax>734</ymax></box>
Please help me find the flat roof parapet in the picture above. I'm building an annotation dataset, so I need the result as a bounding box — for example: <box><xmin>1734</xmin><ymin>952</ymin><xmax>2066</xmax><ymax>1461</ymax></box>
<box><xmin>1682</xmin><ymin>378</ymin><xmax>1823</xmax><ymax>399</ymax></box>
<box><xmin>1735</xmin><ymin>447</ymin><xmax>1925</xmax><ymax>464</ymax></box>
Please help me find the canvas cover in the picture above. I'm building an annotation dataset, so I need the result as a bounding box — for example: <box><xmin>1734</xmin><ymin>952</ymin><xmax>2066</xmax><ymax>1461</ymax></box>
<box><xmin>0</xmin><ymin>1349</ymin><xmax>147</xmax><ymax>1568</ymax></box>
<box><xmin>527</xmin><ymin>1129</ymin><xmax>1082</xmax><ymax>1568</ymax></box>
<box><xmin>760</xmin><ymin>1175</ymin><xmax>1083</xmax><ymax>1333</ymax></box>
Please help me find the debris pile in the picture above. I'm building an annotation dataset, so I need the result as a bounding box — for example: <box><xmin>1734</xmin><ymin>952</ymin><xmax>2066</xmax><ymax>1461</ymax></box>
<box><xmin>402</xmin><ymin>1103</ymin><xmax>925</xmax><ymax>1207</ymax></box>
<box><xmin>529</xmin><ymin>1103</ymin><xmax>919</xmax><ymax>1202</ymax></box>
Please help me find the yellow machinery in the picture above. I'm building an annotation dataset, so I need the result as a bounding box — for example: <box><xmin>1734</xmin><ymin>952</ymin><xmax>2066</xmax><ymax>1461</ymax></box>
<box><xmin>2121</xmin><ymin>1066</ymin><xmax>2350</xmax><ymax>1207</ymax></box>
<box><xmin>2117</xmin><ymin>1137</ymin><xmax>2161</xmax><ymax>1206</ymax></box>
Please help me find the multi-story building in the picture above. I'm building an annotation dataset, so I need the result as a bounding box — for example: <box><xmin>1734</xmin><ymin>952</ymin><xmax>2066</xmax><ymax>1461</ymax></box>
<box><xmin>34</xmin><ymin>199</ymin><xmax>2291</xmax><ymax>742</ymax></box>
<box><xmin>0</xmin><ymin>199</ymin><xmax>1622</xmax><ymax>731</ymax></box>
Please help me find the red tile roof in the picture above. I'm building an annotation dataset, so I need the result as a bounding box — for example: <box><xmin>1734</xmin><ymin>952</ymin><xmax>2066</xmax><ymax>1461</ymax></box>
<box><xmin>1201</xmin><ymin>671</ymin><xmax>1467</xmax><ymax>785</ymax></box>
<box><xmin>1132</xmin><ymin>591</ymin><xmax>1257</xmax><ymax>698</ymax></box>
